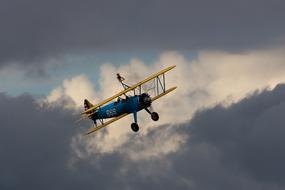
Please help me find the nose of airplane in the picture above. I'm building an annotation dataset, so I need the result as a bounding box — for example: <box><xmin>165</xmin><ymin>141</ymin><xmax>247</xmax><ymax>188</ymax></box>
<box><xmin>140</xmin><ymin>93</ymin><xmax>152</xmax><ymax>107</ymax></box>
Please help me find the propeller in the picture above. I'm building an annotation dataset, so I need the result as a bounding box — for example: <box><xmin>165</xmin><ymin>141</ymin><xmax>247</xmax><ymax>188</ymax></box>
<box><xmin>141</xmin><ymin>79</ymin><xmax>156</xmax><ymax>112</ymax></box>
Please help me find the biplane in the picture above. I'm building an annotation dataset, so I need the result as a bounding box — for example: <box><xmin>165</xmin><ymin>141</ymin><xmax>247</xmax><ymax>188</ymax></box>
<box><xmin>80</xmin><ymin>65</ymin><xmax>177</xmax><ymax>135</ymax></box>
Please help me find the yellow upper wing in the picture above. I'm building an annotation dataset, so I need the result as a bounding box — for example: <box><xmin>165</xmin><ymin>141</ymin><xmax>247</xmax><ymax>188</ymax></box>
<box><xmin>81</xmin><ymin>65</ymin><xmax>176</xmax><ymax>115</ymax></box>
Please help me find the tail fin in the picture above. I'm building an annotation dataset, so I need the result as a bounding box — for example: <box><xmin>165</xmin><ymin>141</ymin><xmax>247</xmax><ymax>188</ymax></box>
<box><xmin>84</xmin><ymin>99</ymin><xmax>94</xmax><ymax>110</ymax></box>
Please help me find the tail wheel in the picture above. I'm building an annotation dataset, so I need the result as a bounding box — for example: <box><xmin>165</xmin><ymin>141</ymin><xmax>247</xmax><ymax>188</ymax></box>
<box><xmin>151</xmin><ymin>112</ymin><xmax>159</xmax><ymax>121</ymax></box>
<box><xmin>131</xmin><ymin>123</ymin><xmax>139</xmax><ymax>132</ymax></box>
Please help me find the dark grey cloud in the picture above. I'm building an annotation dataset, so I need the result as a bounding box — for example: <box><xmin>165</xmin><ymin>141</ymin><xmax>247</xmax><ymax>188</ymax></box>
<box><xmin>168</xmin><ymin>84</ymin><xmax>285</xmax><ymax>190</ymax></box>
<box><xmin>1</xmin><ymin>84</ymin><xmax>285</xmax><ymax>190</ymax></box>
<box><xmin>1</xmin><ymin>0</ymin><xmax>285</xmax><ymax>67</ymax></box>
<box><xmin>0</xmin><ymin>94</ymin><xmax>122</xmax><ymax>190</ymax></box>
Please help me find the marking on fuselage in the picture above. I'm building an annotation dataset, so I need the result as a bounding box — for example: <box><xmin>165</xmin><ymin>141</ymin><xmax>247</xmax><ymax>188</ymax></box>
<box><xmin>106</xmin><ymin>108</ymin><xmax>117</xmax><ymax>117</ymax></box>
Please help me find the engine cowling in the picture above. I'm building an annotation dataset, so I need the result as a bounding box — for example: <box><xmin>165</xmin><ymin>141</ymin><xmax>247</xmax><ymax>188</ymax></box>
<box><xmin>139</xmin><ymin>93</ymin><xmax>152</xmax><ymax>108</ymax></box>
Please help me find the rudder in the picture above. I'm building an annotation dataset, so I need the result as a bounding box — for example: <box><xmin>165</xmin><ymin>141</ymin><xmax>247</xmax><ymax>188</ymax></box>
<box><xmin>84</xmin><ymin>99</ymin><xmax>94</xmax><ymax>110</ymax></box>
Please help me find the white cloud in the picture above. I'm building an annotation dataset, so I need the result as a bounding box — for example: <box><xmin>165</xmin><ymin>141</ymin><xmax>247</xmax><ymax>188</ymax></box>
<box><xmin>45</xmin><ymin>48</ymin><xmax>285</xmax><ymax>161</ymax></box>
<box><xmin>44</xmin><ymin>74</ymin><xmax>98</xmax><ymax>109</ymax></box>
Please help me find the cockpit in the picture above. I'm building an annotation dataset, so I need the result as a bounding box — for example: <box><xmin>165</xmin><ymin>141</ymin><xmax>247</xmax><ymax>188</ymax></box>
<box><xmin>114</xmin><ymin>97</ymin><xmax>127</xmax><ymax>105</ymax></box>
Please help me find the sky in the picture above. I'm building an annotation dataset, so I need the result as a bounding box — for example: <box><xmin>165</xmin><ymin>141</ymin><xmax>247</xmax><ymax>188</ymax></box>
<box><xmin>1</xmin><ymin>0</ymin><xmax>285</xmax><ymax>190</ymax></box>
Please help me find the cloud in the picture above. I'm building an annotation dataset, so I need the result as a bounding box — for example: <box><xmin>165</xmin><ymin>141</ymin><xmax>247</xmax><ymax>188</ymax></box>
<box><xmin>1</xmin><ymin>83</ymin><xmax>285</xmax><ymax>190</ymax></box>
<box><xmin>1</xmin><ymin>0</ymin><xmax>285</xmax><ymax>68</ymax></box>
<box><xmin>0</xmin><ymin>93</ymin><xmax>128</xmax><ymax>190</ymax></box>
<box><xmin>44</xmin><ymin>74</ymin><xmax>98</xmax><ymax>109</ymax></box>
<box><xmin>169</xmin><ymin>84</ymin><xmax>285</xmax><ymax>189</ymax></box>
<box><xmin>45</xmin><ymin>48</ymin><xmax>285</xmax><ymax>158</ymax></box>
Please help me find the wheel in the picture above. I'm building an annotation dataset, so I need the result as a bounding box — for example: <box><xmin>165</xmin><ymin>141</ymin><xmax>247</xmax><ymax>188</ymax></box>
<box><xmin>151</xmin><ymin>112</ymin><xmax>159</xmax><ymax>121</ymax></box>
<box><xmin>131</xmin><ymin>123</ymin><xmax>139</xmax><ymax>132</ymax></box>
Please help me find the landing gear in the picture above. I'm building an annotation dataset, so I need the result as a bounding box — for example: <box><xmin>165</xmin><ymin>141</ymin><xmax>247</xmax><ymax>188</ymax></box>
<box><xmin>131</xmin><ymin>112</ymin><xmax>139</xmax><ymax>132</ymax></box>
<box><xmin>145</xmin><ymin>108</ymin><xmax>159</xmax><ymax>122</ymax></box>
<box><xmin>151</xmin><ymin>112</ymin><xmax>159</xmax><ymax>121</ymax></box>
<box><xmin>131</xmin><ymin>123</ymin><xmax>139</xmax><ymax>132</ymax></box>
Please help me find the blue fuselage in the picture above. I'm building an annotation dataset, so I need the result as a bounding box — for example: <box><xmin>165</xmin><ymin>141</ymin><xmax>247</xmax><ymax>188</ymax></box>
<box><xmin>92</xmin><ymin>94</ymin><xmax>151</xmax><ymax>120</ymax></box>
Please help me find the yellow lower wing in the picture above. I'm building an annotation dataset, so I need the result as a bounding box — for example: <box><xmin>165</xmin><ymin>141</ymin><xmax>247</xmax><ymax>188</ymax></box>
<box><xmin>84</xmin><ymin>113</ymin><xmax>129</xmax><ymax>136</ymax></box>
<box><xmin>84</xmin><ymin>86</ymin><xmax>177</xmax><ymax>136</ymax></box>
<box><xmin>151</xmin><ymin>86</ymin><xmax>177</xmax><ymax>102</ymax></box>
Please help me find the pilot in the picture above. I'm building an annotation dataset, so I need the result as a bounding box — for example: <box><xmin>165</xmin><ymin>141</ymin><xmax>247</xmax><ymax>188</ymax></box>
<box><xmin>114</xmin><ymin>97</ymin><xmax>122</xmax><ymax>105</ymax></box>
